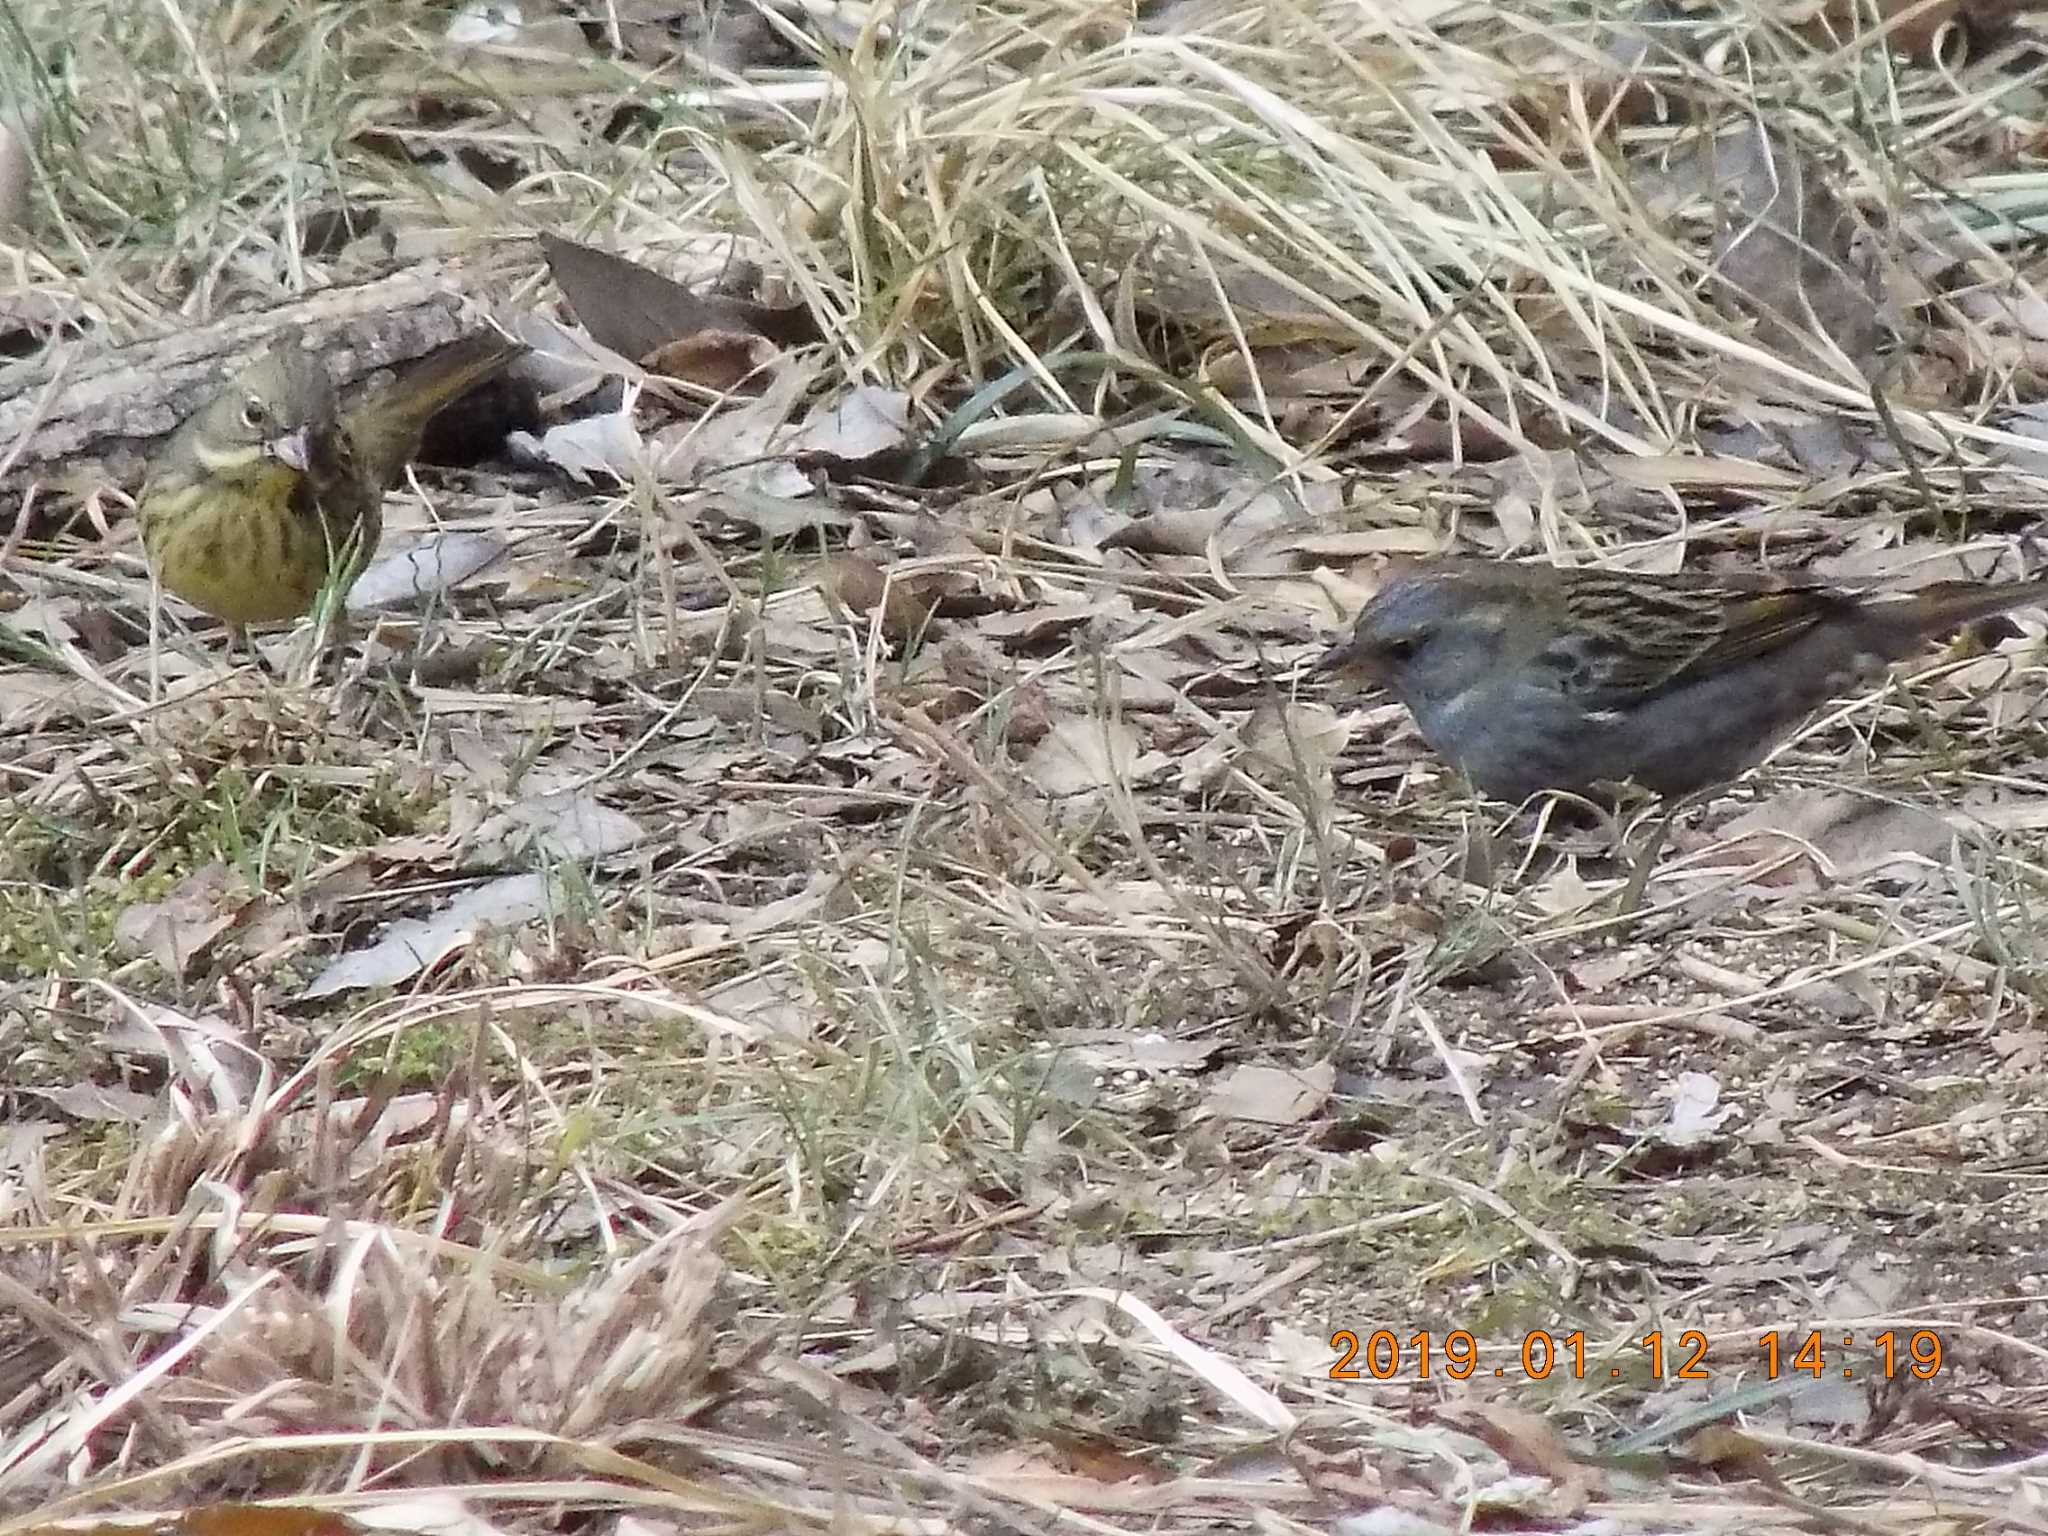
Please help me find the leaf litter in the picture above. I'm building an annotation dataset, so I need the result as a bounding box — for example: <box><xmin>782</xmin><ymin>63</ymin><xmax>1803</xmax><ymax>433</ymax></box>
<box><xmin>8</xmin><ymin>2</ymin><xmax>2048</xmax><ymax>1533</ymax></box>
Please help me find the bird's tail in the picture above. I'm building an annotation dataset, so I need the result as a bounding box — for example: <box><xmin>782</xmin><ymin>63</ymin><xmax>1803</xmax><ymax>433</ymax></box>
<box><xmin>1878</xmin><ymin>572</ymin><xmax>2048</xmax><ymax>638</ymax></box>
<box><xmin>344</xmin><ymin>331</ymin><xmax>527</xmax><ymax>488</ymax></box>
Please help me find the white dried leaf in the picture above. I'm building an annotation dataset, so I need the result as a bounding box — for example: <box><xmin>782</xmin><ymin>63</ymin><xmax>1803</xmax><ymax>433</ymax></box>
<box><xmin>349</xmin><ymin>531</ymin><xmax>512</xmax><ymax>611</ymax></box>
<box><xmin>787</xmin><ymin>384</ymin><xmax>909</xmax><ymax>459</ymax></box>
<box><xmin>1204</xmin><ymin>1062</ymin><xmax>1333</xmax><ymax>1125</ymax></box>
<box><xmin>1240</xmin><ymin>700</ymin><xmax>1350</xmax><ymax>803</ymax></box>
<box><xmin>302</xmin><ymin>872</ymin><xmax>556</xmax><ymax>998</ymax></box>
<box><xmin>652</xmin><ymin>353</ymin><xmax>818</xmax><ymax>491</ymax></box>
<box><xmin>1657</xmin><ymin>1072</ymin><xmax>1735</xmax><ymax>1147</ymax></box>
<box><xmin>507</xmin><ymin>402</ymin><xmax>645</xmax><ymax>483</ymax></box>
<box><xmin>1018</xmin><ymin>715</ymin><xmax>1138</xmax><ymax>803</ymax></box>
<box><xmin>464</xmin><ymin>789</ymin><xmax>646</xmax><ymax>864</ymax></box>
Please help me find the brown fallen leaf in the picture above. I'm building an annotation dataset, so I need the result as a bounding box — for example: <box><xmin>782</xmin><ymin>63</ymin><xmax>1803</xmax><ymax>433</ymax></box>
<box><xmin>1492</xmin><ymin>77</ymin><xmax>1663</xmax><ymax>170</ymax></box>
<box><xmin>9</xmin><ymin>1503</ymin><xmax>366</xmax><ymax>1536</ymax></box>
<box><xmin>643</xmin><ymin>327</ymin><xmax>780</xmax><ymax>393</ymax></box>
<box><xmin>1684</xmin><ymin>1424</ymin><xmax>1782</xmax><ymax>1485</ymax></box>
<box><xmin>1238</xmin><ymin>699</ymin><xmax>1350</xmax><ymax>811</ymax></box>
<box><xmin>815</xmin><ymin>552</ymin><xmax>940</xmax><ymax>637</ymax></box>
<box><xmin>1450</xmin><ymin>1401</ymin><xmax>1602</xmax><ymax>1507</ymax></box>
<box><xmin>1705</xmin><ymin>122</ymin><xmax>1890</xmax><ymax>378</ymax></box>
<box><xmin>540</xmin><ymin>231</ymin><xmax>818</xmax><ymax>363</ymax></box>
<box><xmin>113</xmin><ymin>862</ymin><xmax>254</xmax><ymax>977</ymax></box>
<box><xmin>180</xmin><ymin>1507</ymin><xmax>366</xmax><ymax>1536</ymax></box>
<box><xmin>1796</xmin><ymin>0</ymin><xmax>1963</xmax><ymax>59</ymax></box>
<box><xmin>1713</xmin><ymin>789</ymin><xmax>1960</xmax><ymax>887</ymax></box>
<box><xmin>1018</xmin><ymin>715</ymin><xmax>1141</xmax><ymax>805</ymax></box>
<box><xmin>1048</xmin><ymin>1435</ymin><xmax>1170</xmax><ymax>1484</ymax></box>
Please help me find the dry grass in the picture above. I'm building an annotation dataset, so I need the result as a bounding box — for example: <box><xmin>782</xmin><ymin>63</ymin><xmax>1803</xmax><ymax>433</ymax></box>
<box><xmin>7</xmin><ymin>0</ymin><xmax>2048</xmax><ymax>1531</ymax></box>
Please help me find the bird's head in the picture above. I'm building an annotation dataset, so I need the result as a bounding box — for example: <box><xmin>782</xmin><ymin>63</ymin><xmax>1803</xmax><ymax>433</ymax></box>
<box><xmin>1316</xmin><ymin>566</ymin><xmax>1525</xmax><ymax>709</ymax></box>
<box><xmin>183</xmin><ymin>343</ymin><xmax>340</xmax><ymax>486</ymax></box>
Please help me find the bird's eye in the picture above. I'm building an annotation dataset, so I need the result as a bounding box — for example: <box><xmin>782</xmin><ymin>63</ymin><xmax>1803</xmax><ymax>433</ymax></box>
<box><xmin>1380</xmin><ymin>636</ymin><xmax>1420</xmax><ymax>662</ymax></box>
<box><xmin>240</xmin><ymin>398</ymin><xmax>269</xmax><ymax>430</ymax></box>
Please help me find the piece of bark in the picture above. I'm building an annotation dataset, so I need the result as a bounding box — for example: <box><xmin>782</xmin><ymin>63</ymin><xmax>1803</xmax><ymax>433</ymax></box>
<box><xmin>0</xmin><ymin>261</ymin><xmax>506</xmax><ymax>498</ymax></box>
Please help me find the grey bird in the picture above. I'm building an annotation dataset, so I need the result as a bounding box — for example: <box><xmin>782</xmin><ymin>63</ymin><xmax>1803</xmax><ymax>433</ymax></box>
<box><xmin>1317</xmin><ymin>558</ymin><xmax>2048</xmax><ymax>801</ymax></box>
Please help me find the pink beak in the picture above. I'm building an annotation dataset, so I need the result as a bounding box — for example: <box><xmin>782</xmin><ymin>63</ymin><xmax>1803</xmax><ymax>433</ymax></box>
<box><xmin>269</xmin><ymin>427</ymin><xmax>312</xmax><ymax>472</ymax></box>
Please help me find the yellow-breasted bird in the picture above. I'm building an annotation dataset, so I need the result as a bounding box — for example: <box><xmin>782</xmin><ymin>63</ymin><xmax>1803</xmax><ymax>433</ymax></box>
<box><xmin>139</xmin><ymin>329</ymin><xmax>525</xmax><ymax>633</ymax></box>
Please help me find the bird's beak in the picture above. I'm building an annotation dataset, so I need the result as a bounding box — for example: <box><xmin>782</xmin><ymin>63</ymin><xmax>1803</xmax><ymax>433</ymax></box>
<box><xmin>268</xmin><ymin>427</ymin><xmax>313</xmax><ymax>472</ymax></box>
<box><xmin>1313</xmin><ymin>632</ymin><xmax>1376</xmax><ymax>677</ymax></box>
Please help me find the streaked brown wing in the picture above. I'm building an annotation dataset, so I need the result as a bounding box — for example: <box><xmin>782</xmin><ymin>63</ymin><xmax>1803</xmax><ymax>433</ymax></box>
<box><xmin>1543</xmin><ymin>571</ymin><xmax>1835</xmax><ymax>705</ymax></box>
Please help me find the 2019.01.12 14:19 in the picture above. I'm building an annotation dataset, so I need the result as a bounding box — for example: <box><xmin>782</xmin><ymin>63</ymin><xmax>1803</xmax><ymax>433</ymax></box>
<box><xmin>1327</xmin><ymin>1328</ymin><xmax>1946</xmax><ymax>1382</ymax></box>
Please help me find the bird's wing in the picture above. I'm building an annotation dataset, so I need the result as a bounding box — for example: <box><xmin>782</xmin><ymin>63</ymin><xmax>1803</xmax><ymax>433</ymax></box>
<box><xmin>1539</xmin><ymin>574</ymin><xmax>1836</xmax><ymax>705</ymax></box>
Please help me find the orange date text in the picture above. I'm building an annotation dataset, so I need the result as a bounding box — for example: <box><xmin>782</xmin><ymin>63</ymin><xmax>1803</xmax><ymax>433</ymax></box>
<box><xmin>1327</xmin><ymin>1328</ymin><xmax>1945</xmax><ymax>1382</ymax></box>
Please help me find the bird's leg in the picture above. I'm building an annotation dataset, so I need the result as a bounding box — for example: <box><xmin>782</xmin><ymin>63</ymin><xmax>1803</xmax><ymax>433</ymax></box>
<box><xmin>229</xmin><ymin>622</ymin><xmax>283</xmax><ymax>678</ymax></box>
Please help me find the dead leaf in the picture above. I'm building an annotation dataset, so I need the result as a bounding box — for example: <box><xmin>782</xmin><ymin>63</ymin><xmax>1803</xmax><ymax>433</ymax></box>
<box><xmin>1051</xmin><ymin>1031</ymin><xmax>1223</xmax><ymax>1074</ymax></box>
<box><xmin>1684</xmin><ymin>1425</ymin><xmax>1780</xmax><ymax>1482</ymax></box>
<box><xmin>97</xmin><ymin>1002</ymin><xmax>263</xmax><ymax>1112</ymax></box>
<box><xmin>652</xmin><ymin>352</ymin><xmax>818</xmax><ymax>493</ymax></box>
<box><xmin>606</xmin><ymin>0</ymin><xmax>811</xmax><ymax>75</ymax></box>
<box><xmin>816</xmin><ymin>553</ymin><xmax>938</xmax><ymax>636</ymax></box>
<box><xmin>1238</xmin><ymin>699</ymin><xmax>1350</xmax><ymax>810</ymax></box>
<box><xmin>1527</xmin><ymin>858</ymin><xmax>1603</xmax><ymax>918</ymax></box>
<box><xmin>507</xmin><ymin>403</ymin><xmax>645</xmax><ymax>483</ymax></box>
<box><xmin>446</xmin><ymin>2</ymin><xmax>522</xmax><ymax>45</ymax></box>
<box><xmin>1451</xmin><ymin>1401</ymin><xmax>1600</xmax><ymax>1505</ymax></box>
<box><xmin>505</xmin><ymin>311</ymin><xmax>641</xmax><ymax>399</ymax></box>
<box><xmin>1492</xmin><ymin>77</ymin><xmax>1661</xmax><ymax>170</ymax></box>
<box><xmin>1018</xmin><ymin>716</ymin><xmax>1140</xmax><ymax>804</ymax></box>
<box><xmin>1802</xmin><ymin>0</ymin><xmax>1962</xmax><ymax>58</ymax></box>
<box><xmin>35</xmin><ymin>1083</ymin><xmax>158</xmax><ymax>1124</ymax></box>
<box><xmin>1780</xmin><ymin>1376</ymin><xmax>1874</xmax><ymax>1431</ymax></box>
<box><xmin>179</xmin><ymin>1507</ymin><xmax>365</xmax><ymax>1536</ymax></box>
<box><xmin>1810</xmin><ymin>538</ymin><xmax>2028</xmax><ymax>587</ymax></box>
<box><xmin>642</xmin><ymin>327</ymin><xmax>778</xmax><ymax>392</ymax></box>
<box><xmin>1289</xmin><ymin>528</ymin><xmax>1444</xmax><ymax>561</ymax></box>
<box><xmin>301</xmin><ymin>872</ymin><xmax>558</xmax><ymax>999</ymax></box>
<box><xmin>1705</xmin><ymin>122</ymin><xmax>1889</xmax><ymax>378</ymax></box>
<box><xmin>348</xmin><ymin>531</ymin><xmax>513</xmax><ymax>611</ymax></box>
<box><xmin>463</xmin><ymin>789</ymin><xmax>647</xmax><ymax>864</ymax></box>
<box><xmin>1563</xmin><ymin>949</ymin><xmax>1645</xmax><ymax>995</ymax></box>
<box><xmin>540</xmin><ymin>232</ymin><xmax>817</xmax><ymax>364</ymax></box>
<box><xmin>704</xmin><ymin>487</ymin><xmax>851</xmax><ymax>537</ymax></box>
<box><xmin>978</xmin><ymin>600</ymin><xmax>1111</xmax><ymax>645</ymax></box>
<box><xmin>729</xmin><ymin>870</ymin><xmax>847</xmax><ymax>940</ymax></box>
<box><xmin>1049</xmin><ymin>1437</ymin><xmax>1169</xmax><ymax>1485</ymax></box>
<box><xmin>1996</xmin><ymin>1029</ymin><xmax>2045</xmax><ymax>1071</ymax></box>
<box><xmin>1655</xmin><ymin>1072</ymin><xmax>1736</xmax><ymax>1148</ymax></box>
<box><xmin>1100</xmin><ymin>487</ymin><xmax>1295</xmax><ymax>561</ymax></box>
<box><xmin>1204</xmin><ymin>1062</ymin><xmax>1333</xmax><ymax>1125</ymax></box>
<box><xmin>699</xmin><ymin>971</ymin><xmax>816</xmax><ymax>1040</ymax></box>
<box><xmin>114</xmin><ymin>862</ymin><xmax>252</xmax><ymax>977</ymax></box>
<box><xmin>1716</xmin><ymin>790</ymin><xmax>1958</xmax><ymax>885</ymax></box>
<box><xmin>788</xmin><ymin>383</ymin><xmax>912</xmax><ymax>462</ymax></box>
<box><xmin>1594</xmin><ymin>452</ymin><xmax>1804</xmax><ymax>494</ymax></box>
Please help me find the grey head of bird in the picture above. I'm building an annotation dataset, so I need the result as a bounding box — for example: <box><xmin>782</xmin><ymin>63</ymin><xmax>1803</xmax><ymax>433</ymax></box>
<box><xmin>183</xmin><ymin>345</ymin><xmax>340</xmax><ymax>485</ymax></box>
<box><xmin>1316</xmin><ymin>566</ymin><xmax>1536</xmax><ymax>711</ymax></box>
